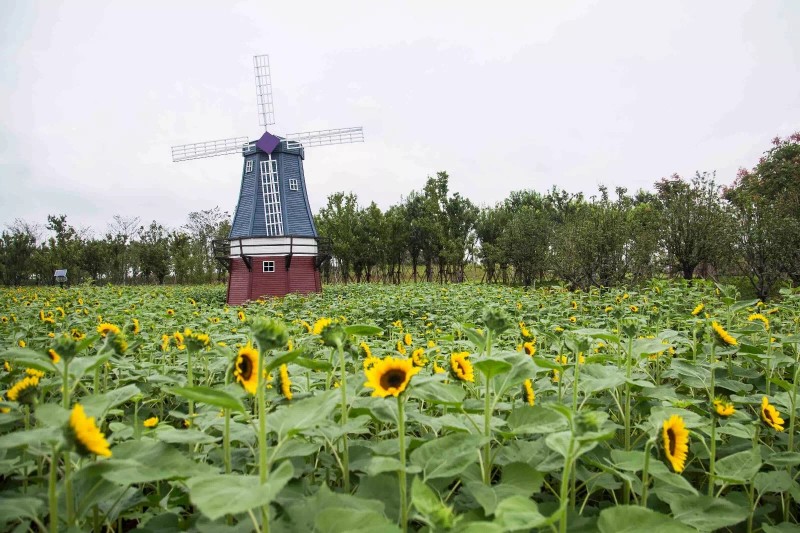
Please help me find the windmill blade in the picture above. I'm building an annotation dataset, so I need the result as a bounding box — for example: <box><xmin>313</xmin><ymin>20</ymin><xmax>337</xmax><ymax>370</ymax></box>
<box><xmin>254</xmin><ymin>55</ymin><xmax>275</xmax><ymax>127</ymax></box>
<box><xmin>282</xmin><ymin>127</ymin><xmax>364</xmax><ymax>149</ymax></box>
<box><xmin>171</xmin><ymin>137</ymin><xmax>250</xmax><ymax>162</ymax></box>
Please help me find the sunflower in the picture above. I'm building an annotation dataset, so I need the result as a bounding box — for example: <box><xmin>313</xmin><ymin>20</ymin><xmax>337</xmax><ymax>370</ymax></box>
<box><xmin>132</xmin><ymin>318</ymin><xmax>141</xmax><ymax>335</ymax></box>
<box><xmin>396</xmin><ymin>341</ymin><xmax>407</xmax><ymax>355</ymax></box>
<box><xmin>363</xmin><ymin>356</ymin><xmax>420</xmax><ymax>398</ymax></box>
<box><xmin>522</xmin><ymin>379</ymin><xmax>535</xmax><ymax>406</ymax></box>
<box><xmin>747</xmin><ymin>313</ymin><xmax>769</xmax><ymax>331</ymax></box>
<box><xmin>403</xmin><ymin>333</ymin><xmax>412</xmax><ymax>346</ymax></box>
<box><xmin>691</xmin><ymin>303</ymin><xmax>704</xmax><ymax>316</ymax></box>
<box><xmin>68</xmin><ymin>404</ymin><xmax>112</xmax><ymax>457</ymax></box>
<box><xmin>629</xmin><ymin>305</ymin><xmax>639</xmax><ymax>313</ymax></box>
<box><xmin>359</xmin><ymin>341</ymin><xmax>372</xmax><ymax>359</ymax></box>
<box><xmin>237</xmin><ymin>310</ymin><xmax>246</xmax><ymax>322</ymax></box>
<box><xmin>7</xmin><ymin>375</ymin><xmax>39</xmax><ymax>403</ymax></box>
<box><xmin>711</xmin><ymin>322</ymin><xmax>737</xmax><ymax>346</ymax></box>
<box><xmin>160</xmin><ymin>334</ymin><xmax>170</xmax><ymax>352</ymax></box>
<box><xmin>278</xmin><ymin>364</ymin><xmax>292</xmax><ymax>400</ymax></box>
<box><xmin>234</xmin><ymin>342</ymin><xmax>259</xmax><ymax>395</ymax></box>
<box><xmin>97</xmin><ymin>323</ymin><xmax>121</xmax><ymax>338</ymax></box>
<box><xmin>523</xmin><ymin>341</ymin><xmax>536</xmax><ymax>356</ymax></box>
<box><xmin>26</xmin><ymin>368</ymin><xmax>44</xmax><ymax>378</ymax></box>
<box><xmin>70</xmin><ymin>328</ymin><xmax>85</xmax><ymax>341</ymax></box>
<box><xmin>411</xmin><ymin>348</ymin><xmax>428</xmax><ymax>367</ymax></box>
<box><xmin>166</xmin><ymin>309</ymin><xmax>175</xmax><ymax>316</ymax></box>
<box><xmin>760</xmin><ymin>396</ymin><xmax>784</xmax><ymax>431</ymax></box>
<box><xmin>571</xmin><ymin>300</ymin><xmax>578</xmax><ymax>310</ymax></box>
<box><xmin>662</xmin><ymin>415</ymin><xmax>689</xmax><ymax>473</ymax></box>
<box><xmin>300</xmin><ymin>320</ymin><xmax>312</xmax><ymax>333</ymax></box>
<box><xmin>48</xmin><ymin>349</ymin><xmax>61</xmax><ymax>364</ymax></box>
<box><xmin>312</xmin><ymin>318</ymin><xmax>332</xmax><ymax>335</ymax></box>
<box><xmin>363</xmin><ymin>356</ymin><xmax>380</xmax><ymax>370</ymax></box>
<box><xmin>713</xmin><ymin>399</ymin><xmax>735</xmax><ymax>417</ymax></box>
<box><xmin>143</xmin><ymin>416</ymin><xmax>158</xmax><ymax>428</ymax></box>
<box><xmin>450</xmin><ymin>352</ymin><xmax>474</xmax><ymax>382</ymax></box>
<box><xmin>18</xmin><ymin>340</ymin><xmax>25</xmax><ymax>348</ymax></box>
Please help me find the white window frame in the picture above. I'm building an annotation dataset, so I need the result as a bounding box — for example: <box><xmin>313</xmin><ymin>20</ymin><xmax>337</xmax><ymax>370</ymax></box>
<box><xmin>262</xmin><ymin>260</ymin><xmax>275</xmax><ymax>273</ymax></box>
<box><xmin>288</xmin><ymin>178</ymin><xmax>299</xmax><ymax>191</ymax></box>
<box><xmin>260</xmin><ymin>156</ymin><xmax>284</xmax><ymax>236</ymax></box>
<box><xmin>246</xmin><ymin>159</ymin><xmax>253</xmax><ymax>172</ymax></box>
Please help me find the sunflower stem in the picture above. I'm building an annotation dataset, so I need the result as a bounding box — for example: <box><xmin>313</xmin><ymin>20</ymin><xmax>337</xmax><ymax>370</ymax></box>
<box><xmin>641</xmin><ymin>439</ymin><xmax>653</xmax><ymax>507</ymax></box>
<box><xmin>64</xmin><ymin>450</ymin><xmax>74</xmax><ymax>526</ymax></box>
<box><xmin>708</xmin><ymin>344</ymin><xmax>716</xmax><ymax>496</ymax></box>
<box><xmin>48</xmin><ymin>445</ymin><xmax>58</xmax><ymax>533</ymax></box>
<box><xmin>257</xmin><ymin>346</ymin><xmax>270</xmax><ymax>532</ymax></box>
<box><xmin>397</xmin><ymin>395</ymin><xmax>408</xmax><ymax>533</ymax></box>
<box><xmin>133</xmin><ymin>398</ymin><xmax>140</xmax><ymax>440</ymax></box>
<box><xmin>483</xmin><ymin>329</ymin><xmax>493</xmax><ymax>485</ymax></box>
<box><xmin>224</xmin><ymin>408</ymin><xmax>231</xmax><ymax>474</ymax></box>
<box><xmin>62</xmin><ymin>359</ymin><xmax>70</xmax><ymax>409</ymax></box>
<box><xmin>558</xmin><ymin>436</ymin><xmax>575</xmax><ymax>533</ymax></box>
<box><xmin>337</xmin><ymin>344</ymin><xmax>350</xmax><ymax>492</ymax></box>
<box><xmin>623</xmin><ymin>333</ymin><xmax>633</xmax><ymax>505</ymax></box>
<box><xmin>187</xmin><ymin>349</ymin><xmax>194</xmax><ymax>419</ymax></box>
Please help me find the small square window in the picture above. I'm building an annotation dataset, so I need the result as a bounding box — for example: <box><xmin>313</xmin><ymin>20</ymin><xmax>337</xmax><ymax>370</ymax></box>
<box><xmin>246</xmin><ymin>160</ymin><xmax>253</xmax><ymax>172</ymax></box>
<box><xmin>262</xmin><ymin>261</ymin><xmax>275</xmax><ymax>273</ymax></box>
<box><xmin>289</xmin><ymin>178</ymin><xmax>299</xmax><ymax>191</ymax></box>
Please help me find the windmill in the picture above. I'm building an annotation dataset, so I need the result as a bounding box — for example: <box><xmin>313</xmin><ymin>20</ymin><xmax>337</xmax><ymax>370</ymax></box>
<box><xmin>171</xmin><ymin>55</ymin><xmax>364</xmax><ymax>305</ymax></box>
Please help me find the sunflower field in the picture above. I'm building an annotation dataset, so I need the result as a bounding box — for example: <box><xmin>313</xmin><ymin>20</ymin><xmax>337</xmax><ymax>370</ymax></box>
<box><xmin>1</xmin><ymin>281</ymin><xmax>798</xmax><ymax>532</ymax></box>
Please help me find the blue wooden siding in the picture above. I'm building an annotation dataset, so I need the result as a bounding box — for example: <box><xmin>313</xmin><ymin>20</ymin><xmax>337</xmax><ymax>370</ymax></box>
<box><xmin>280</xmin><ymin>153</ymin><xmax>316</xmax><ymax>236</ymax></box>
<box><xmin>228</xmin><ymin>141</ymin><xmax>317</xmax><ymax>238</ymax></box>
<box><xmin>230</xmin><ymin>156</ymin><xmax>258</xmax><ymax>238</ymax></box>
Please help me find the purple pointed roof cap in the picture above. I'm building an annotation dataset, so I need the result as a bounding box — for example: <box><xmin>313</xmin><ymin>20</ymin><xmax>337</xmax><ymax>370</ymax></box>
<box><xmin>256</xmin><ymin>131</ymin><xmax>281</xmax><ymax>154</ymax></box>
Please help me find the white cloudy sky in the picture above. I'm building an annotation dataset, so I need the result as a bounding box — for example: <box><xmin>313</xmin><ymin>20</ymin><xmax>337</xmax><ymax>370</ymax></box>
<box><xmin>1</xmin><ymin>1</ymin><xmax>798</xmax><ymax>236</ymax></box>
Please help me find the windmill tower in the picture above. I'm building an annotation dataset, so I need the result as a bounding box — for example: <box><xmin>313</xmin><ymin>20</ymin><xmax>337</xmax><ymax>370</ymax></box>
<box><xmin>171</xmin><ymin>55</ymin><xmax>364</xmax><ymax>305</ymax></box>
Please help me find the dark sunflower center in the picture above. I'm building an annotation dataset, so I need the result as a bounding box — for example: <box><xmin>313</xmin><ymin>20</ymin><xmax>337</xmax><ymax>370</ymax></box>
<box><xmin>238</xmin><ymin>356</ymin><xmax>253</xmax><ymax>380</ymax></box>
<box><xmin>455</xmin><ymin>361</ymin><xmax>465</xmax><ymax>374</ymax></box>
<box><xmin>380</xmin><ymin>369</ymin><xmax>407</xmax><ymax>389</ymax></box>
<box><xmin>763</xmin><ymin>407</ymin><xmax>774</xmax><ymax>424</ymax></box>
<box><xmin>667</xmin><ymin>428</ymin><xmax>676</xmax><ymax>455</ymax></box>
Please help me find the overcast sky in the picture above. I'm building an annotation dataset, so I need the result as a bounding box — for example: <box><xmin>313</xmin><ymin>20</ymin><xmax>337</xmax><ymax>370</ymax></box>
<box><xmin>1</xmin><ymin>1</ymin><xmax>798</xmax><ymax>237</ymax></box>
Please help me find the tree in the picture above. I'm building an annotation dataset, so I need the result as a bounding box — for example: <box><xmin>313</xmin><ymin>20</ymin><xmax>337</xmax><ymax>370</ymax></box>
<box><xmin>138</xmin><ymin>221</ymin><xmax>171</xmax><ymax>284</ymax></box>
<box><xmin>724</xmin><ymin>132</ymin><xmax>800</xmax><ymax>298</ymax></box>
<box><xmin>315</xmin><ymin>192</ymin><xmax>360</xmax><ymax>283</ymax></box>
<box><xmin>184</xmin><ymin>207</ymin><xmax>230</xmax><ymax>282</ymax></box>
<box><xmin>655</xmin><ymin>172</ymin><xmax>729</xmax><ymax>280</ymax></box>
<box><xmin>0</xmin><ymin>229</ymin><xmax>36</xmax><ymax>285</ymax></box>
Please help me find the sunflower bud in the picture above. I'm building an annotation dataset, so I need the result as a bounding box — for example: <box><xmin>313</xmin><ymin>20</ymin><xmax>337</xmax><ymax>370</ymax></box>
<box><xmin>250</xmin><ymin>317</ymin><xmax>289</xmax><ymax>351</ymax></box>
<box><xmin>110</xmin><ymin>333</ymin><xmax>128</xmax><ymax>356</ymax></box>
<box><xmin>482</xmin><ymin>306</ymin><xmax>511</xmax><ymax>335</ymax></box>
<box><xmin>52</xmin><ymin>334</ymin><xmax>78</xmax><ymax>362</ymax></box>
<box><xmin>321</xmin><ymin>322</ymin><xmax>346</xmax><ymax>348</ymax></box>
<box><xmin>185</xmin><ymin>331</ymin><xmax>211</xmax><ymax>352</ymax></box>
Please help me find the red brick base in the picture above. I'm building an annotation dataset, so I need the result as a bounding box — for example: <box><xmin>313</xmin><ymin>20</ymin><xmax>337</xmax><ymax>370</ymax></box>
<box><xmin>226</xmin><ymin>255</ymin><xmax>321</xmax><ymax>305</ymax></box>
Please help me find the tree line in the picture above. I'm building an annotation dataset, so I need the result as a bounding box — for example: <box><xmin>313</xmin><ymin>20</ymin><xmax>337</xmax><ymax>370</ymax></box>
<box><xmin>2</xmin><ymin>133</ymin><xmax>798</xmax><ymax>299</ymax></box>
<box><xmin>315</xmin><ymin>133</ymin><xmax>800</xmax><ymax>300</ymax></box>
<box><xmin>0</xmin><ymin>208</ymin><xmax>230</xmax><ymax>286</ymax></box>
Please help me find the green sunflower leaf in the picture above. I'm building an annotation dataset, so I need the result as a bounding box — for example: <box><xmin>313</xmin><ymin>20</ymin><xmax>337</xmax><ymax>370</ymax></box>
<box><xmin>264</xmin><ymin>349</ymin><xmax>303</xmax><ymax>373</ymax></box>
<box><xmin>166</xmin><ymin>386</ymin><xmax>245</xmax><ymax>413</ymax></box>
<box><xmin>344</xmin><ymin>325</ymin><xmax>383</xmax><ymax>336</ymax></box>
<box><xmin>598</xmin><ymin>505</ymin><xmax>694</xmax><ymax>532</ymax></box>
<box><xmin>186</xmin><ymin>461</ymin><xmax>294</xmax><ymax>520</ymax></box>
